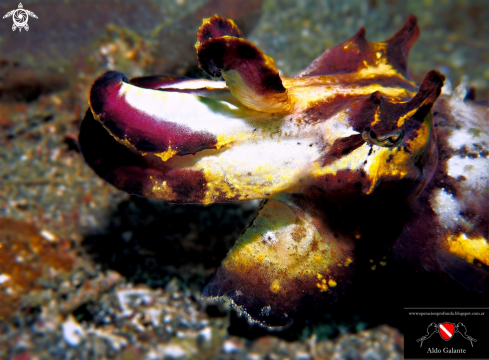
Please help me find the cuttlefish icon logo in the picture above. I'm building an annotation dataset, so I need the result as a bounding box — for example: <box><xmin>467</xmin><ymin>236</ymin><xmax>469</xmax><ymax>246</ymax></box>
<box><xmin>3</xmin><ymin>3</ymin><xmax>38</xmax><ymax>32</ymax></box>
<box><xmin>416</xmin><ymin>322</ymin><xmax>478</xmax><ymax>347</ymax></box>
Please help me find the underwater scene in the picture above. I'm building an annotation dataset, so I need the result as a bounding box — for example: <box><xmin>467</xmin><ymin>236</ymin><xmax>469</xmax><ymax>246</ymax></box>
<box><xmin>0</xmin><ymin>0</ymin><xmax>488</xmax><ymax>359</ymax></box>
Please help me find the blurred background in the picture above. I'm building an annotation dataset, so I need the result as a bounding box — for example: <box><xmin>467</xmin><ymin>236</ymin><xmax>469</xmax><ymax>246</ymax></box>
<box><xmin>0</xmin><ymin>0</ymin><xmax>487</xmax><ymax>359</ymax></box>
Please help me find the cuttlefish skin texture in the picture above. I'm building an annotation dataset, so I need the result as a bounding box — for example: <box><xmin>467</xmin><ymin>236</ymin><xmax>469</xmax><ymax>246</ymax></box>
<box><xmin>79</xmin><ymin>16</ymin><xmax>489</xmax><ymax>327</ymax></box>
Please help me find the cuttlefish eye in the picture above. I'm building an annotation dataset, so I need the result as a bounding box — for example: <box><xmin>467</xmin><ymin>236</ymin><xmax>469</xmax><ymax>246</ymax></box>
<box><xmin>362</xmin><ymin>127</ymin><xmax>404</xmax><ymax>147</ymax></box>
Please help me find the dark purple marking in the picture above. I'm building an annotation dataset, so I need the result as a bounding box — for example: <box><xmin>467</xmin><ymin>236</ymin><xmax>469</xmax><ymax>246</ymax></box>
<box><xmin>89</xmin><ymin>71</ymin><xmax>218</xmax><ymax>156</ymax></box>
<box><xmin>298</xmin><ymin>16</ymin><xmax>420</xmax><ymax>78</ymax></box>
<box><xmin>323</xmin><ymin>134</ymin><xmax>365</xmax><ymax>165</ymax></box>
<box><xmin>197</xmin><ymin>37</ymin><xmax>286</xmax><ymax>96</ymax></box>
<box><xmin>79</xmin><ymin>109</ymin><xmax>207</xmax><ymax>203</ymax></box>
<box><xmin>129</xmin><ymin>75</ymin><xmax>190</xmax><ymax>90</ymax></box>
<box><xmin>196</xmin><ymin>15</ymin><xmax>244</xmax><ymax>47</ymax></box>
<box><xmin>298</xmin><ymin>27</ymin><xmax>373</xmax><ymax>77</ymax></box>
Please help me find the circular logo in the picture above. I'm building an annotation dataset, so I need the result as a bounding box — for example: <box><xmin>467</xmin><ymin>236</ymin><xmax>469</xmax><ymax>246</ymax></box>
<box><xmin>12</xmin><ymin>9</ymin><xmax>28</xmax><ymax>28</ymax></box>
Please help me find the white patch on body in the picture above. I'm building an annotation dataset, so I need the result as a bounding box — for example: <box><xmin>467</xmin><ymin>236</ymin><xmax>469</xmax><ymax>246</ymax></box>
<box><xmin>447</xmin><ymin>155</ymin><xmax>489</xmax><ymax>193</ymax></box>
<box><xmin>320</xmin><ymin>112</ymin><xmax>359</xmax><ymax>147</ymax></box>
<box><xmin>444</xmin><ymin>86</ymin><xmax>489</xmax><ymax>215</ymax></box>
<box><xmin>158</xmin><ymin>79</ymin><xmax>227</xmax><ymax>90</ymax></box>
<box><xmin>280</xmin><ymin>224</ymin><xmax>317</xmax><ymax>256</ymax></box>
<box><xmin>194</xmin><ymin>139</ymin><xmax>320</xmax><ymax>192</ymax></box>
<box><xmin>263</xmin><ymin>231</ymin><xmax>278</xmax><ymax>245</ymax></box>
<box><xmin>431</xmin><ymin>188</ymin><xmax>462</xmax><ymax>230</ymax></box>
<box><xmin>120</xmin><ymin>82</ymin><xmax>255</xmax><ymax>136</ymax></box>
<box><xmin>446</xmin><ymin>83</ymin><xmax>488</xmax><ymax>153</ymax></box>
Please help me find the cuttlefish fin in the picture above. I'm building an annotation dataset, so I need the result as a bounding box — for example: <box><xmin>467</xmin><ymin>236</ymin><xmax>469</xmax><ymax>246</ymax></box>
<box><xmin>202</xmin><ymin>197</ymin><xmax>355</xmax><ymax>328</ymax></box>
<box><xmin>196</xmin><ymin>16</ymin><xmax>292</xmax><ymax>113</ymax></box>
<box><xmin>298</xmin><ymin>15</ymin><xmax>419</xmax><ymax>79</ymax></box>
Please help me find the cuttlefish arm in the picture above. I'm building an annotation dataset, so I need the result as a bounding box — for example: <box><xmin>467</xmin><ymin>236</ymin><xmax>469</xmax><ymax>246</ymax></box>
<box><xmin>203</xmin><ymin>195</ymin><xmax>355</xmax><ymax>327</ymax></box>
<box><xmin>195</xmin><ymin>15</ymin><xmax>293</xmax><ymax>113</ymax></box>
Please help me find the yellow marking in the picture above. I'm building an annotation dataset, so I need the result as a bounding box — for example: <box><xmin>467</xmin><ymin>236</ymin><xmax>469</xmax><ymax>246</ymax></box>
<box><xmin>371</xmin><ymin>106</ymin><xmax>382</xmax><ymax>126</ymax></box>
<box><xmin>365</xmin><ymin>119</ymin><xmax>430</xmax><ymax>194</ymax></box>
<box><xmin>448</xmin><ymin>233</ymin><xmax>489</xmax><ymax>266</ymax></box>
<box><xmin>371</xmin><ymin>265</ymin><xmax>377</xmax><ymax>270</ymax></box>
<box><xmin>152</xmin><ymin>145</ymin><xmax>178</xmax><ymax>162</ymax></box>
<box><xmin>313</xmin><ymin>142</ymin><xmax>371</xmax><ymax>177</ymax></box>
<box><xmin>380</xmin><ymin>261</ymin><xmax>387</xmax><ymax>266</ymax></box>
<box><xmin>221</xmin><ymin>200</ymin><xmax>352</xmax><ymax>298</ymax></box>
<box><xmin>215</xmin><ymin>132</ymin><xmax>256</xmax><ymax>150</ymax></box>
<box><xmin>289</xmin><ymin>84</ymin><xmax>415</xmax><ymax>113</ymax></box>
<box><xmin>345</xmin><ymin>257</ymin><xmax>353</xmax><ymax>266</ymax></box>
<box><xmin>356</xmin><ymin>62</ymin><xmax>400</xmax><ymax>80</ymax></box>
<box><xmin>328</xmin><ymin>279</ymin><xmax>337</xmax><ymax>287</ymax></box>
<box><xmin>200</xmin><ymin>160</ymin><xmax>297</xmax><ymax>204</ymax></box>
<box><xmin>397</xmin><ymin>108</ymin><xmax>418</xmax><ymax>127</ymax></box>
<box><xmin>316</xmin><ymin>282</ymin><xmax>328</xmax><ymax>292</ymax></box>
<box><xmin>150</xmin><ymin>180</ymin><xmax>177</xmax><ymax>201</ymax></box>
<box><xmin>365</xmin><ymin>147</ymin><xmax>408</xmax><ymax>194</ymax></box>
<box><xmin>270</xmin><ymin>280</ymin><xmax>281</xmax><ymax>293</ymax></box>
<box><xmin>376</xmin><ymin>51</ymin><xmax>382</xmax><ymax>59</ymax></box>
<box><xmin>406</xmin><ymin>114</ymin><xmax>431</xmax><ymax>153</ymax></box>
<box><xmin>282</xmin><ymin>73</ymin><xmax>416</xmax><ymax>92</ymax></box>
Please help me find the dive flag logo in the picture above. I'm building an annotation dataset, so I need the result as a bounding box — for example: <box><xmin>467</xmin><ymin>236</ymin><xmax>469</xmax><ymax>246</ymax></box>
<box><xmin>439</xmin><ymin>322</ymin><xmax>455</xmax><ymax>341</ymax></box>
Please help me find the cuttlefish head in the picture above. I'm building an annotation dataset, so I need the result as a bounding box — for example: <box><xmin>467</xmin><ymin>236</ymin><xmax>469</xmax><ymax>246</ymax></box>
<box><xmin>294</xmin><ymin>16</ymin><xmax>444</xmax><ymax>203</ymax></box>
<box><xmin>310</xmin><ymin>70</ymin><xmax>444</xmax><ymax>203</ymax></box>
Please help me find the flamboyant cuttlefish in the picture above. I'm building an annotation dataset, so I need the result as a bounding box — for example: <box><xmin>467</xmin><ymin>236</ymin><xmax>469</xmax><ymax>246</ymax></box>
<box><xmin>79</xmin><ymin>16</ymin><xmax>489</xmax><ymax>327</ymax></box>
